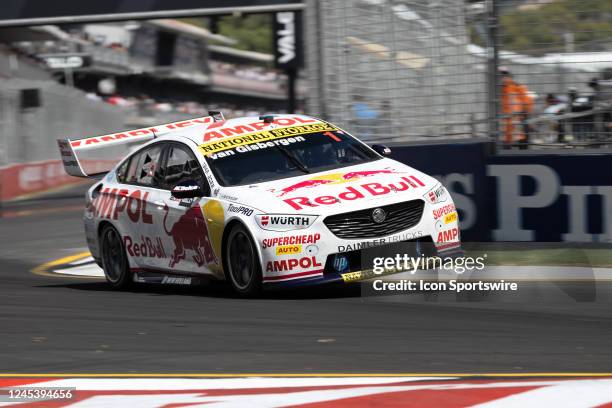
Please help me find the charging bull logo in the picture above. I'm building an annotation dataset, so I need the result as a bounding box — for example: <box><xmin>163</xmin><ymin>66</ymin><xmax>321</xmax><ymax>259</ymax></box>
<box><xmin>276</xmin><ymin>169</ymin><xmax>402</xmax><ymax>196</ymax></box>
<box><xmin>162</xmin><ymin>204</ymin><xmax>217</xmax><ymax>268</ymax></box>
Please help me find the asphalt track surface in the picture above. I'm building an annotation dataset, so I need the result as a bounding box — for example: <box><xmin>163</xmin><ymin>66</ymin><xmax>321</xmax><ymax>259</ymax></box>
<box><xmin>1</xmin><ymin>185</ymin><xmax>612</xmax><ymax>374</ymax></box>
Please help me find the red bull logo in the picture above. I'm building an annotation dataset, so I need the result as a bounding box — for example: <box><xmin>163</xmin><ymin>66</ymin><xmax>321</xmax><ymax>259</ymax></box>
<box><xmin>283</xmin><ymin>176</ymin><xmax>426</xmax><ymax>210</ymax></box>
<box><xmin>341</xmin><ymin>169</ymin><xmax>397</xmax><ymax>180</ymax></box>
<box><xmin>277</xmin><ymin>179</ymin><xmax>335</xmax><ymax>196</ymax></box>
<box><xmin>276</xmin><ymin>169</ymin><xmax>402</xmax><ymax>197</ymax></box>
<box><xmin>162</xmin><ymin>204</ymin><xmax>217</xmax><ymax>268</ymax></box>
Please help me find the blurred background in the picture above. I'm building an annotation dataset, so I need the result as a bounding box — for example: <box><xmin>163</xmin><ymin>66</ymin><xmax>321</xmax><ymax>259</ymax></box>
<box><xmin>0</xmin><ymin>0</ymin><xmax>610</xmax><ymax>243</ymax></box>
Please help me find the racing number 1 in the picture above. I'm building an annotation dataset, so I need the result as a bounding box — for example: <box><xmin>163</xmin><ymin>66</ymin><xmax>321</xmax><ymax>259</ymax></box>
<box><xmin>323</xmin><ymin>131</ymin><xmax>341</xmax><ymax>142</ymax></box>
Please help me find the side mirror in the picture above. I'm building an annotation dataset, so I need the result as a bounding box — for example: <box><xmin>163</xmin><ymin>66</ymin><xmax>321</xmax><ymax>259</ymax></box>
<box><xmin>171</xmin><ymin>179</ymin><xmax>203</xmax><ymax>199</ymax></box>
<box><xmin>371</xmin><ymin>144</ymin><xmax>392</xmax><ymax>156</ymax></box>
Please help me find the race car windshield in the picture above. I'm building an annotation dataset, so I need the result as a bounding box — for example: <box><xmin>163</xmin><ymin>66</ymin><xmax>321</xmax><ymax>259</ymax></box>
<box><xmin>204</xmin><ymin>130</ymin><xmax>381</xmax><ymax>186</ymax></box>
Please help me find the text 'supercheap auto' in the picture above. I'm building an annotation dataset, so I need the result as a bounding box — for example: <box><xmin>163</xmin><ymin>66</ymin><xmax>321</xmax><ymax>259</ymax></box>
<box><xmin>58</xmin><ymin>112</ymin><xmax>461</xmax><ymax>295</ymax></box>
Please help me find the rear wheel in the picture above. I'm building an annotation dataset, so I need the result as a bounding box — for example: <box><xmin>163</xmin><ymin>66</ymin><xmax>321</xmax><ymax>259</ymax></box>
<box><xmin>100</xmin><ymin>224</ymin><xmax>131</xmax><ymax>289</ymax></box>
<box><xmin>226</xmin><ymin>224</ymin><xmax>262</xmax><ymax>296</ymax></box>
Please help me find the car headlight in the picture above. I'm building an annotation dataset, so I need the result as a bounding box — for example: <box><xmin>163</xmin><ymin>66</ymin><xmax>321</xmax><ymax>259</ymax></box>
<box><xmin>423</xmin><ymin>183</ymin><xmax>448</xmax><ymax>204</ymax></box>
<box><xmin>255</xmin><ymin>214</ymin><xmax>318</xmax><ymax>231</ymax></box>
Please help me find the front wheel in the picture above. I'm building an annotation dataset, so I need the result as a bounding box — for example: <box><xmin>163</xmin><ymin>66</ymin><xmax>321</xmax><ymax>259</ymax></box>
<box><xmin>225</xmin><ymin>224</ymin><xmax>262</xmax><ymax>296</ymax></box>
<box><xmin>100</xmin><ymin>224</ymin><xmax>131</xmax><ymax>289</ymax></box>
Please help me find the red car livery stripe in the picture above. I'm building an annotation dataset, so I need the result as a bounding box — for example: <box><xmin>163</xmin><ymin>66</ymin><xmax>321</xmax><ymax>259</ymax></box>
<box><xmin>263</xmin><ymin>269</ymin><xmax>324</xmax><ymax>282</ymax></box>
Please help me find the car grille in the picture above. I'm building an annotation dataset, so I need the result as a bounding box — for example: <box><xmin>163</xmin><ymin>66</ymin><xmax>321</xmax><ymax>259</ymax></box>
<box><xmin>323</xmin><ymin>200</ymin><xmax>425</xmax><ymax>239</ymax></box>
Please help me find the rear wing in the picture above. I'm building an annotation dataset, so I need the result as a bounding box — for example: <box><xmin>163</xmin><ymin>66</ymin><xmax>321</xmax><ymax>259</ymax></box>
<box><xmin>57</xmin><ymin>113</ymin><xmax>223</xmax><ymax>178</ymax></box>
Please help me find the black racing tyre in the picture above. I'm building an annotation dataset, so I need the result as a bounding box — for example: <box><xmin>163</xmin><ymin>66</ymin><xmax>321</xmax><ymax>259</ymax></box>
<box><xmin>225</xmin><ymin>224</ymin><xmax>262</xmax><ymax>296</ymax></box>
<box><xmin>100</xmin><ymin>224</ymin><xmax>132</xmax><ymax>289</ymax></box>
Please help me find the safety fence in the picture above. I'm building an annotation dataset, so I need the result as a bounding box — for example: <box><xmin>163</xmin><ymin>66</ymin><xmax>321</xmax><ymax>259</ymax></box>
<box><xmin>304</xmin><ymin>0</ymin><xmax>612</xmax><ymax>148</ymax></box>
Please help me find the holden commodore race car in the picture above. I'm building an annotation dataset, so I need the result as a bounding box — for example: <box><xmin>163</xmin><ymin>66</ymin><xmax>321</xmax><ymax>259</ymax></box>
<box><xmin>58</xmin><ymin>112</ymin><xmax>461</xmax><ymax>295</ymax></box>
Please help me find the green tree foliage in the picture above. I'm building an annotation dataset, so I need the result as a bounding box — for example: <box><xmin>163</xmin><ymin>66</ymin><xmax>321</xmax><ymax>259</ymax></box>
<box><xmin>182</xmin><ymin>14</ymin><xmax>273</xmax><ymax>54</ymax></box>
<box><xmin>500</xmin><ymin>0</ymin><xmax>612</xmax><ymax>55</ymax></box>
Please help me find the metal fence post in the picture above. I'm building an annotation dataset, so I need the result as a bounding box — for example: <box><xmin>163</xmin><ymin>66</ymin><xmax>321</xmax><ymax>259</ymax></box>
<box><xmin>486</xmin><ymin>0</ymin><xmax>499</xmax><ymax>143</ymax></box>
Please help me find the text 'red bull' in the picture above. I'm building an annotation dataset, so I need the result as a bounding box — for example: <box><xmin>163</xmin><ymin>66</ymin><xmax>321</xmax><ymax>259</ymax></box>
<box><xmin>282</xmin><ymin>176</ymin><xmax>426</xmax><ymax>210</ymax></box>
<box><xmin>277</xmin><ymin>169</ymin><xmax>401</xmax><ymax>197</ymax></box>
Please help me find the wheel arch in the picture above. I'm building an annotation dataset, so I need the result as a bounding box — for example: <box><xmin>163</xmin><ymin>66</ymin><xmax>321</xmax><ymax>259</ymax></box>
<box><xmin>221</xmin><ymin>219</ymin><xmax>263</xmax><ymax>281</ymax></box>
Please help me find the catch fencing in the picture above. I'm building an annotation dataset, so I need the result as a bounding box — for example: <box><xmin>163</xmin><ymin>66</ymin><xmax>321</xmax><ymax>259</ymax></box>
<box><xmin>304</xmin><ymin>0</ymin><xmax>612</xmax><ymax>147</ymax></box>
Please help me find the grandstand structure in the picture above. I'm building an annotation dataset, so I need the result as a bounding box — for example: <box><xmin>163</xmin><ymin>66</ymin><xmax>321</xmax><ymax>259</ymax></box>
<box><xmin>0</xmin><ymin>18</ymin><xmax>306</xmax><ymax>168</ymax></box>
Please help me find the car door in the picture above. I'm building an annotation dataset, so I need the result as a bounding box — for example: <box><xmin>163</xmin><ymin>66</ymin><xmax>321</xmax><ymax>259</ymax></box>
<box><xmin>121</xmin><ymin>143</ymin><xmax>167</xmax><ymax>270</ymax></box>
<box><xmin>146</xmin><ymin>143</ymin><xmax>217</xmax><ymax>274</ymax></box>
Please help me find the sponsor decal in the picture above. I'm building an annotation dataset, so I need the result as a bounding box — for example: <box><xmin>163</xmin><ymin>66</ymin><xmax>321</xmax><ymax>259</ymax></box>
<box><xmin>200</xmin><ymin>122</ymin><xmax>335</xmax><ymax>153</ymax></box>
<box><xmin>161</xmin><ymin>276</ymin><xmax>192</xmax><ymax>285</ymax></box>
<box><xmin>437</xmin><ymin>227</ymin><xmax>460</xmax><ymax>243</ymax></box>
<box><xmin>219</xmin><ymin>194</ymin><xmax>238</xmax><ymax>201</ymax></box>
<box><xmin>207</xmin><ymin>136</ymin><xmax>305</xmax><ymax>160</ymax></box>
<box><xmin>424</xmin><ymin>184</ymin><xmax>447</xmax><ymax>204</ymax></box>
<box><xmin>274</xmin><ymin>11</ymin><xmax>301</xmax><ymax>68</ymax></box>
<box><xmin>256</xmin><ymin>214</ymin><xmax>317</xmax><ymax>231</ymax></box>
<box><xmin>333</xmin><ymin>255</ymin><xmax>349</xmax><ymax>272</ymax></box>
<box><xmin>275</xmin><ymin>244</ymin><xmax>302</xmax><ymax>255</ymax></box>
<box><xmin>341</xmin><ymin>271</ymin><xmax>365</xmax><ymax>283</ymax></box>
<box><xmin>336</xmin><ymin>230</ymin><xmax>424</xmax><ymax>252</ymax></box>
<box><xmin>262</xmin><ymin>233</ymin><xmax>321</xmax><ymax>249</ymax></box>
<box><xmin>201</xmin><ymin>116</ymin><xmax>316</xmax><ymax>142</ymax></box>
<box><xmin>444</xmin><ymin>211</ymin><xmax>458</xmax><ymax>224</ymax></box>
<box><xmin>169</xmin><ymin>195</ymin><xmax>195</xmax><ymax>207</ymax></box>
<box><xmin>265</xmin><ymin>256</ymin><xmax>322</xmax><ymax>272</ymax></box>
<box><xmin>227</xmin><ymin>203</ymin><xmax>254</xmax><ymax>216</ymax></box>
<box><xmin>341</xmin><ymin>267</ymin><xmax>402</xmax><ymax>283</ymax></box>
<box><xmin>174</xmin><ymin>184</ymin><xmax>199</xmax><ymax>192</ymax></box>
<box><xmin>124</xmin><ymin>236</ymin><xmax>166</xmax><ymax>259</ymax></box>
<box><xmin>283</xmin><ymin>176</ymin><xmax>426</xmax><ymax>210</ymax></box>
<box><xmin>162</xmin><ymin>204</ymin><xmax>217</xmax><ymax>268</ymax></box>
<box><xmin>433</xmin><ymin>203</ymin><xmax>456</xmax><ymax>220</ymax></box>
<box><xmin>275</xmin><ymin>169</ymin><xmax>404</xmax><ymax>197</ymax></box>
<box><xmin>71</xmin><ymin>117</ymin><xmax>213</xmax><ymax>148</ymax></box>
<box><xmin>92</xmin><ymin>188</ymin><xmax>153</xmax><ymax>224</ymax></box>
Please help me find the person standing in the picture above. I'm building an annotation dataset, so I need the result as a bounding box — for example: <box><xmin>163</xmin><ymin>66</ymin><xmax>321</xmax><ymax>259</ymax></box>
<box><xmin>500</xmin><ymin>67</ymin><xmax>534</xmax><ymax>148</ymax></box>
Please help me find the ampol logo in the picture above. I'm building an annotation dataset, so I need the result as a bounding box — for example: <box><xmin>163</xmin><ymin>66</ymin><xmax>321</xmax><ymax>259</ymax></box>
<box><xmin>266</xmin><ymin>256</ymin><xmax>322</xmax><ymax>272</ymax></box>
<box><xmin>437</xmin><ymin>227</ymin><xmax>459</xmax><ymax>243</ymax></box>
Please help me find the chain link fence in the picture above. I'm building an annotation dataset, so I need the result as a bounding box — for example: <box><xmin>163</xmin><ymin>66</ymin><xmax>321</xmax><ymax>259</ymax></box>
<box><xmin>304</xmin><ymin>0</ymin><xmax>612</xmax><ymax>148</ymax></box>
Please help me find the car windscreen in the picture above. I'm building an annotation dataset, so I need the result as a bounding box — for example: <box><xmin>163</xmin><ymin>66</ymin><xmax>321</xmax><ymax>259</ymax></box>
<box><xmin>203</xmin><ymin>130</ymin><xmax>381</xmax><ymax>186</ymax></box>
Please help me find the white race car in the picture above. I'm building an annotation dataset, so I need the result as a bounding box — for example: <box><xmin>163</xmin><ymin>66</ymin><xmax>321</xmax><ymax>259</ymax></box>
<box><xmin>58</xmin><ymin>113</ymin><xmax>461</xmax><ymax>295</ymax></box>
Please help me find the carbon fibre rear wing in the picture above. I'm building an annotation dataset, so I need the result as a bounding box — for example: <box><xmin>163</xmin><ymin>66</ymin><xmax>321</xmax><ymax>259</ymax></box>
<box><xmin>57</xmin><ymin>115</ymin><xmax>218</xmax><ymax>178</ymax></box>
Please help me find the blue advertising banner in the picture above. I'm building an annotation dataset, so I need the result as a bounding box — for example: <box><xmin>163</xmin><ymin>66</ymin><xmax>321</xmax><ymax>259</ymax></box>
<box><xmin>387</xmin><ymin>140</ymin><xmax>612</xmax><ymax>243</ymax></box>
<box><xmin>388</xmin><ymin>140</ymin><xmax>492</xmax><ymax>242</ymax></box>
<box><xmin>488</xmin><ymin>153</ymin><xmax>612</xmax><ymax>242</ymax></box>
